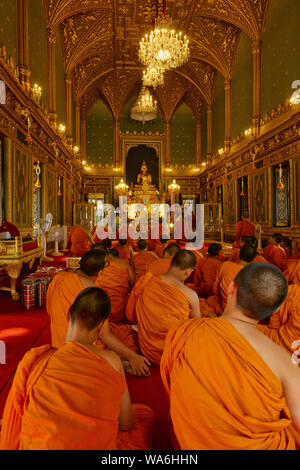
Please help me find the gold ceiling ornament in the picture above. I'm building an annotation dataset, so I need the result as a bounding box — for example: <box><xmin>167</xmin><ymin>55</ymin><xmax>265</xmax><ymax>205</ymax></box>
<box><xmin>115</xmin><ymin>179</ymin><xmax>129</xmax><ymax>194</ymax></box>
<box><xmin>34</xmin><ymin>161</ymin><xmax>41</xmax><ymax>188</ymax></box>
<box><xmin>138</xmin><ymin>0</ymin><xmax>190</xmax><ymax>73</ymax></box>
<box><xmin>130</xmin><ymin>85</ymin><xmax>157</xmax><ymax>124</ymax></box>
<box><xmin>142</xmin><ymin>65</ymin><xmax>165</xmax><ymax>89</ymax></box>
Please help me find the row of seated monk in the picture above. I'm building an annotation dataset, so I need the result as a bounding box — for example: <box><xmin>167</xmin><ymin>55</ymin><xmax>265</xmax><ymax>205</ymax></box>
<box><xmin>1</xmin><ymin>224</ymin><xmax>300</xmax><ymax>449</ymax></box>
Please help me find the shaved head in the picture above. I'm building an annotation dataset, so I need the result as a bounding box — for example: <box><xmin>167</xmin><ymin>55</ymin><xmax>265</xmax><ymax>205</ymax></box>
<box><xmin>234</xmin><ymin>263</ymin><xmax>288</xmax><ymax>320</ymax></box>
<box><xmin>137</xmin><ymin>239</ymin><xmax>147</xmax><ymax>251</ymax></box>
<box><xmin>91</xmin><ymin>243</ymin><xmax>107</xmax><ymax>253</ymax></box>
<box><xmin>164</xmin><ymin>243</ymin><xmax>181</xmax><ymax>258</ymax></box>
<box><xmin>109</xmin><ymin>248</ymin><xmax>119</xmax><ymax>258</ymax></box>
<box><xmin>208</xmin><ymin>243</ymin><xmax>222</xmax><ymax>257</ymax></box>
<box><xmin>79</xmin><ymin>250</ymin><xmax>106</xmax><ymax>276</ymax></box>
<box><xmin>70</xmin><ymin>287</ymin><xmax>111</xmax><ymax>331</ymax></box>
<box><xmin>239</xmin><ymin>245</ymin><xmax>257</xmax><ymax>263</ymax></box>
<box><xmin>171</xmin><ymin>249</ymin><xmax>196</xmax><ymax>271</ymax></box>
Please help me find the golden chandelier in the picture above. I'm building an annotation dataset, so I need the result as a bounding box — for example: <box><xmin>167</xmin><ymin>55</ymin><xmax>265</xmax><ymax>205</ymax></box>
<box><xmin>130</xmin><ymin>86</ymin><xmax>157</xmax><ymax>123</ymax></box>
<box><xmin>142</xmin><ymin>65</ymin><xmax>165</xmax><ymax>89</ymax></box>
<box><xmin>139</xmin><ymin>1</ymin><xmax>190</xmax><ymax>75</ymax></box>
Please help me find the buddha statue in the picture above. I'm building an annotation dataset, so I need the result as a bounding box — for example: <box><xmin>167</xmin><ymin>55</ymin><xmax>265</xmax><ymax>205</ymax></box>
<box><xmin>137</xmin><ymin>161</ymin><xmax>152</xmax><ymax>186</ymax></box>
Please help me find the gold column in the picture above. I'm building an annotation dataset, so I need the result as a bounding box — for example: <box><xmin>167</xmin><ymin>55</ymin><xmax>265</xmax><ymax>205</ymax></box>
<box><xmin>252</xmin><ymin>40</ymin><xmax>262</xmax><ymax>138</ymax></box>
<box><xmin>65</xmin><ymin>72</ymin><xmax>73</xmax><ymax>147</ymax></box>
<box><xmin>75</xmin><ymin>100</ymin><xmax>81</xmax><ymax>148</ymax></box>
<box><xmin>195</xmin><ymin>120</ymin><xmax>202</xmax><ymax>166</ymax></box>
<box><xmin>80</xmin><ymin>118</ymin><xmax>86</xmax><ymax>161</ymax></box>
<box><xmin>17</xmin><ymin>0</ymin><xmax>30</xmax><ymax>91</ymax></box>
<box><xmin>165</xmin><ymin>120</ymin><xmax>171</xmax><ymax>167</ymax></box>
<box><xmin>207</xmin><ymin>104</ymin><xmax>213</xmax><ymax>164</ymax></box>
<box><xmin>224</xmin><ymin>78</ymin><xmax>232</xmax><ymax>154</ymax></box>
<box><xmin>47</xmin><ymin>28</ymin><xmax>57</xmax><ymax>128</ymax></box>
<box><xmin>114</xmin><ymin>120</ymin><xmax>120</xmax><ymax>167</ymax></box>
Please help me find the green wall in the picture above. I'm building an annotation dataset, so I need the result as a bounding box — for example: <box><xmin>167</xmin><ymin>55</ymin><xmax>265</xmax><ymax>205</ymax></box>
<box><xmin>212</xmin><ymin>72</ymin><xmax>225</xmax><ymax>154</ymax></box>
<box><xmin>0</xmin><ymin>0</ymin><xmax>17</xmax><ymax>62</ymax></box>
<box><xmin>28</xmin><ymin>0</ymin><xmax>48</xmax><ymax>107</ymax></box>
<box><xmin>86</xmin><ymin>99</ymin><xmax>114</xmax><ymax>166</ymax></box>
<box><xmin>55</xmin><ymin>27</ymin><xmax>66</xmax><ymax>126</ymax></box>
<box><xmin>231</xmin><ymin>31</ymin><xmax>253</xmax><ymax>139</ymax></box>
<box><xmin>120</xmin><ymin>93</ymin><xmax>164</xmax><ymax>134</ymax></box>
<box><xmin>262</xmin><ymin>0</ymin><xmax>300</xmax><ymax>114</ymax></box>
<box><xmin>171</xmin><ymin>102</ymin><xmax>196</xmax><ymax>166</ymax></box>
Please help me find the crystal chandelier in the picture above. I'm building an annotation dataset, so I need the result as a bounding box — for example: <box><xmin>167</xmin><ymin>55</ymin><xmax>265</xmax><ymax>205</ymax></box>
<box><xmin>130</xmin><ymin>86</ymin><xmax>157</xmax><ymax>123</ymax></box>
<box><xmin>139</xmin><ymin>0</ymin><xmax>190</xmax><ymax>73</ymax></box>
<box><xmin>142</xmin><ymin>65</ymin><xmax>165</xmax><ymax>89</ymax></box>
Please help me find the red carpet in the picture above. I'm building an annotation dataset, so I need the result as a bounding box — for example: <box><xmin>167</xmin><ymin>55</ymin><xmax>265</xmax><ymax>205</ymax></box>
<box><xmin>0</xmin><ymin>286</ymin><xmax>171</xmax><ymax>449</ymax></box>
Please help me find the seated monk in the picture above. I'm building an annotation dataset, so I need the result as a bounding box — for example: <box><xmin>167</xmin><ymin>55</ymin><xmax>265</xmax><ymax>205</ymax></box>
<box><xmin>194</xmin><ymin>243</ymin><xmax>223</xmax><ymax>298</ymax></box>
<box><xmin>229</xmin><ymin>236</ymin><xmax>268</xmax><ymax>264</ymax></box>
<box><xmin>67</xmin><ymin>219</ymin><xmax>94</xmax><ymax>256</ymax></box>
<box><xmin>147</xmin><ymin>243</ymin><xmax>181</xmax><ymax>277</ymax></box>
<box><xmin>160</xmin><ymin>263</ymin><xmax>300</xmax><ymax>450</ymax></box>
<box><xmin>235</xmin><ymin>211</ymin><xmax>255</xmax><ymax>246</ymax></box>
<box><xmin>263</xmin><ymin>233</ymin><xmax>288</xmax><ymax>271</ymax></box>
<box><xmin>284</xmin><ymin>260</ymin><xmax>300</xmax><ymax>285</ymax></box>
<box><xmin>153</xmin><ymin>236</ymin><xmax>169</xmax><ymax>258</ymax></box>
<box><xmin>96</xmin><ymin>248</ymin><xmax>134</xmax><ymax>323</ymax></box>
<box><xmin>115</xmin><ymin>238</ymin><xmax>134</xmax><ymax>263</ymax></box>
<box><xmin>257</xmin><ymin>284</ymin><xmax>300</xmax><ymax>363</ymax></box>
<box><xmin>208</xmin><ymin>245</ymin><xmax>257</xmax><ymax>315</ymax></box>
<box><xmin>1</xmin><ymin>288</ymin><xmax>154</xmax><ymax>450</ymax></box>
<box><xmin>126</xmin><ymin>250</ymin><xmax>201</xmax><ymax>366</ymax></box>
<box><xmin>46</xmin><ymin>250</ymin><xmax>150</xmax><ymax>377</ymax></box>
<box><xmin>290</xmin><ymin>242</ymin><xmax>300</xmax><ymax>260</ymax></box>
<box><xmin>132</xmin><ymin>240</ymin><xmax>158</xmax><ymax>280</ymax></box>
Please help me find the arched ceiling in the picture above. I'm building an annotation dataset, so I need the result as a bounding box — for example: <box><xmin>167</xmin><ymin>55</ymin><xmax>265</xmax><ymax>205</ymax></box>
<box><xmin>43</xmin><ymin>0</ymin><xmax>269</xmax><ymax>120</ymax></box>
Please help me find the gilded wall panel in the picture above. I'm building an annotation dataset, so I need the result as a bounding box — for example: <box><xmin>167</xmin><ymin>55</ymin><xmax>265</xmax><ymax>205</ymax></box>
<box><xmin>64</xmin><ymin>179</ymin><xmax>73</xmax><ymax>227</ymax></box>
<box><xmin>4</xmin><ymin>138</ymin><xmax>33</xmax><ymax>229</ymax></box>
<box><xmin>42</xmin><ymin>165</ymin><xmax>57</xmax><ymax>224</ymax></box>
<box><xmin>223</xmin><ymin>180</ymin><xmax>237</xmax><ymax>225</ymax></box>
<box><xmin>250</xmin><ymin>170</ymin><xmax>269</xmax><ymax>224</ymax></box>
<box><xmin>295</xmin><ymin>157</ymin><xmax>300</xmax><ymax>225</ymax></box>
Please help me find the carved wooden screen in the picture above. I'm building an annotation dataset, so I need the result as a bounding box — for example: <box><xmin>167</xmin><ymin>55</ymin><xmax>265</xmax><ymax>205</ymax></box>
<box><xmin>250</xmin><ymin>170</ymin><xmax>269</xmax><ymax>223</ymax></box>
<box><xmin>273</xmin><ymin>164</ymin><xmax>291</xmax><ymax>227</ymax></box>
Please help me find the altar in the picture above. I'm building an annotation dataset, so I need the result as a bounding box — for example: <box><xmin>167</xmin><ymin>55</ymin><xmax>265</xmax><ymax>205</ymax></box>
<box><xmin>128</xmin><ymin>161</ymin><xmax>161</xmax><ymax>212</ymax></box>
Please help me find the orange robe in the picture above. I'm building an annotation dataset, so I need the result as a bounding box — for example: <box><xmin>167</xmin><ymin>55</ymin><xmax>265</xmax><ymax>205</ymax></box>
<box><xmin>160</xmin><ymin>317</ymin><xmax>298</xmax><ymax>450</ymax></box>
<box><xmin>228</xmin><ymin>247</ymin><xmax>240</xmax><ymax>263</ymax></box>
<box><xmin>153</xmin><ymin>242</ymin><xmax>166</xmax><ymax>258</ymax></box>
<box><xmin>194</xmin><ymin>257</ymin><xmax>222</xmax><ymax>298</ymax></box>
<box><xmin>284</xmin><ymin>260</ymin><xmax>300</xmax><ymax>284</ymax></box>
<box><xmin>290</xmin><ymin>243</ymin><xmax>300</xmax><ymax>260</ymax></box>
<box><xmin>95</xmin><ymin>263</ymin><xmax>131</xmax><ymax>323</ymax></box>
<box><xmin>115</xmin><ymin>243</ymin><xmax>132</xmax><ymax>262</ymax></box>
<box><xmin>0</xmin><ymin>342</ymin><xmax>154</xmax><ymax>450</ymax></box>
<box><xmin>126</xmin><ymin>272</ymin><xmax>190</xmax><ymax>366</ymax></box>
<box><xmin>257</xmin><ymin>285</ymin><xmax>300</xmax><ymax>361</ymax></box>
<box><xmin>147</xmin><ymin>258</ymin><xmax>172</xmax><ymax>277</ymax></box>
<box><xmin>210</xmin><ymin>261</ymin><xmax>242</xmax><ymax>312</ymax></box>
<box><xmin>46</xmin><ymin>271</ymin><xmax>138</xmax><ymax>352</ymax></box>
<box><xmin>268</xmin><ymin>245</ymin><xmax>288</xmax><ymax>271</ymax></box>
<box><xmin>67</xmin><ymin>226</ymin><xmax>91</xmax><ymax>256</ymax></box>
<box><xmin>263</xmin><ymin>244</ymin><xmax>275</xmax><ymax>262</ymax></box>
<box><xmin>235</xmin><ymin>219</ymin><xmax>255</xmax><ymax>242</ymax></box>
<box><xmin>132</xmin><ymin>252</ymin><xmax>157</xmax><ymax>280</ymax></box>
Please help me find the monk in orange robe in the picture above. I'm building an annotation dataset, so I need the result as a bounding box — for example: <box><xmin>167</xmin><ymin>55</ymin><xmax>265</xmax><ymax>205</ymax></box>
<box><xmin>235</xmin><ymin>212</ymin><xmax>255</xmax><ymax>245</ymax></box>
<box><xmin>160</xmin><ymin>263</ymin><xmax>300</xmax><ymax>450</ymax></box>
<box><xmin>132</xmin><ymin>240</ymin><xmax>158</xmax><ymax>280</ymax></box>
<box><xmin>194</xmin><ymin>243</ymin><xmax>223</xmax><ymax>298</ymax></box>
<box><xmin>208</xmin><ymin>245</ymin><xmax>257</xmax><ymax>315</ymax></box>
<box><xmin>115</xmin><ymin>238</ymin><xmax>134</xmax><ymax>262</ymax></box>
<box><xmin>96</xmin><ymin>248</ymin><xmax>134</xmax><ymax>323</ymax></box>
<box><xmin>229</xmin><ymin>236</ymin><xmax>268</xmax><ymax>264</ymax></box>
<box><xmin>1</xmin><ymin>288</ymin><xmax>154</xmax><ymax>450</ymax></box>
<box><xmin>46</xmin><ymin>250</ymin><xmax>151</xmax><ymax>376</ymax></box>
<box><xmin>257</xmin><ymin>284</ymin><xmax>300</xmax><ymax>362</ymax></box>
<box><xmin>147</xmin><ymin>243</ymin><xmax>181</xmax><ymax>277</ymax></box>
<box><xmin>153</xmin><ymin>236</ymin><xmax>169</xmax><ymax>258</ymax></box>
<box><xmin>290</xmin><ymin>242</ymin><xmax>300</xmax><ymax>260</ymax></box>
<box><xmin>67</xmin><ymin>219</ymin><xmax>94</xmax><ymax>256</ymax></box>
<box><xmin>284</xmin><ymin>260</ymin><xmax>300</xmax><ymax>285</ymax></box>
<box><xmin>126</xmin><ymin>250</ymin><xmax>201</xmax><ymax>366</ymax></box>
<box><xmin>263</xmin><ymin>233</ymin><xmax>288</xmax><ymax>271</ymax></box>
